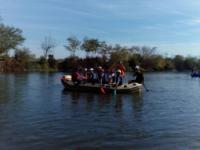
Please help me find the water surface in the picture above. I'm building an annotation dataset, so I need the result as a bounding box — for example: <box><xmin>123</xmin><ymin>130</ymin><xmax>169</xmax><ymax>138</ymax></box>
<box><xmin>0</xmin><ymin>72</ymin><xmax>200</xmax><ymax>150</ymax></box>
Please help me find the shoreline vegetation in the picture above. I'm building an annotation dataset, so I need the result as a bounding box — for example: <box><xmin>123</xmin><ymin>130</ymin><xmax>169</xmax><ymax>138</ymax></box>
<box><xmin>1</xmin><ymin>22</ymin><xmax>200</xmax><ymax>73</ymax></box>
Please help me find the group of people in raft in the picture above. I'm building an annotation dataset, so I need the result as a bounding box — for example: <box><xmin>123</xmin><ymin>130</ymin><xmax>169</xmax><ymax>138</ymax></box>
<box><xmin>71</xmin><ymin>61</ymin><xmax>144</xmax><ymax>86</ymax></box>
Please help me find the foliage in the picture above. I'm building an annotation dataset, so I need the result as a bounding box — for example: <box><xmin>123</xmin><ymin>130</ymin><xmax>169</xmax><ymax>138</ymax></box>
<box><xmin>2</xmin><ymin>47</ymin><xmax>36</xmax><ymax>72</ymax></box>
<box><xmin>64</xmin><ymin>36</ymin><xmax>81</xmax><ymax>57</ymax></box>
<box><xmin>81</xmin><ymin>37</ymin><xmax>100</xmax><ymax>56</ymax></box>
<box><xmin>38</xmin><ymin>56</ymin><xmax>48</xmax><ymax>70</ymax></box>
<box><xmin>98</xmin><ymin>41</ymin><xmax>112</xmax><ymax>59</ymax></box>
<box><xmin>48</xmin><ymin>54</ymin><xmax>57</xmax><ymax>69</ymax></box>
<box><xmin>58</xmin><ymin>56</ymin><xmax>80</xmax><ymax>72</ymax></box>
<box><xmin>140</xmin><ymin>46</ymin><xmax>157</xmax><ymax>56</ymax></box>
<box><xmin>1</xmin><ymin>26</ymin><xmax>200</xmax><ymax>73</ymax></box>
<box><xmin>0</xmin><ymin>24</ymin><xmax>25</xmax><ymax>55</ymax></box>
<box><xmin>173</xmin><ymin>55</ymin><xmax>185</xmax><ymax>71</ymax></box>
<box><xmin>110</xmin><ymin>50</ymin><xmax>130</xmax><ymax>63</ymax></box>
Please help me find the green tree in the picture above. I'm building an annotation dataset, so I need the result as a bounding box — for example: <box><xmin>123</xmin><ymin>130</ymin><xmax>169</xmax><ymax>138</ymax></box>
<box><xmin>81</xmin><ymin>37</ymin><xmax>100</xmax><ymax>56</ymax></box>
<box><xmin>64</xmin><ymin>36</ymin><xmax>81</xmax><ymax>57</ymax></box>
<box><xmin>173</xmin><ymin>55</ymin><xmax>185</xmax><ymax>71</ymax></box>
<box><xmin>153</xmin><ymin>55</ymin><xmax>167</xmax><ymax>71</ymax></box>
<box><xmin>0</xmin><ymin>24</ymin><xmax>25</xmax><ymax>55</ymax></box>
<box><xmin>128</xmin><ymin>54</ymin><xmax>141</xmax><ymax>70</ymax></box>
<box><xmin>110</xmin><ymin>49</ymin><xmax>130</xmax><ymax>69</ymax></box>
<box><xmin>128</xmin><ymin>46</ymin><xmax>140</xmax><ymax>54</ymax></box>
<box><xmin>184</xmin><ymin>56</ymin><xmax>197</xmax><ymax>70</ymax></box>
<box><xmin>14</xmin><ymin>47</ymin><xmax>35</xmax><ymax>69</ymax></box>
<box><xmin>48</xmin><ymin>54</ymin><xmax>57</xmax><ymax>69</ymax></box>
<box><xmin>164</xmin><ymin>58</ymin><xmax>174</xmax><ymax>70</ymax></box>
<box><xmin>98</xmin><ymin>41</ymin><xmax>112</xmax><ymax>61</ymax></box>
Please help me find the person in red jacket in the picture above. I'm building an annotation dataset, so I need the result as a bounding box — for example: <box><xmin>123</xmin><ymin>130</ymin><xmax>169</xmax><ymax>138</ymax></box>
<box><xmin>116</xmin><ymin>61</ymin><xmax>126</xmax><ymax>77</ymax></box>
<box><xmin>115</xmin><ymin>61</ymin><xmax>126</xmax><ymax>85</ymax></box>
<box><xmin>72</xmin><ymin>68</ymin><xmax>86</xmax><ymax>85</ymax></box>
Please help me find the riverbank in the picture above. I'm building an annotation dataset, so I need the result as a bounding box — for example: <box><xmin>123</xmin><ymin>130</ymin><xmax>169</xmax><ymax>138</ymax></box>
<box><xmin>0</xmin><ymin>55</ymin><xmax>197</xmax><ymax>73</ymax></box>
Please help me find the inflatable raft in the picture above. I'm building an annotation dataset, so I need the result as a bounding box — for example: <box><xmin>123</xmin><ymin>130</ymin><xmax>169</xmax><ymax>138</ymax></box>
<box><xmin>61</xmin><ymin>75</ymin><xmax>142</xmax><ymax>94</ymax></box>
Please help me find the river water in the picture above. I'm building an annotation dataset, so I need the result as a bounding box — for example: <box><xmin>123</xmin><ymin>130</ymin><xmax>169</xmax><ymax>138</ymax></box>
<box><xmin>0</xmin><ymin>72</ymin><xmax>200</xmax><ymax>150</ymax></box>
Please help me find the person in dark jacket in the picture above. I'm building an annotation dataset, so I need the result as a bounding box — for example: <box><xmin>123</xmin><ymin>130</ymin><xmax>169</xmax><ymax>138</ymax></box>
<box><xmin>129</xmin><ymin>65</ymin><xmax>144</xmax><ymax>84</ymax></box>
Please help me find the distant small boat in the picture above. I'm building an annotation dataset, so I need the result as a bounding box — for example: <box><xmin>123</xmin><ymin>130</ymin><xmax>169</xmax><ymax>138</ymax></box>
<box><xmin>61</xmin><ymin>75</ymin><xmax>142</xmax><ymax>94</ymax></box>
<box><xmin>191</xmin><ymin>72</ymin><xmax>200</xmax><ymax>78</ymax></box>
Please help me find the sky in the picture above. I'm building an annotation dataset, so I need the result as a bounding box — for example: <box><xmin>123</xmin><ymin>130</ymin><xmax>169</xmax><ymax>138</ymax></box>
<box><xmin>1</xmin><ymin>0</ymin><xmax>200</xmax><ymax>58</ymax></box>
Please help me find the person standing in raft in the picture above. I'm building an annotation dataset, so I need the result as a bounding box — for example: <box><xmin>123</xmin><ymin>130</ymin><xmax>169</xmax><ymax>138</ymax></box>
<box><xmin>115</xmin><ymin>61</ymin><xmax>126</xmax><ymax>85</ymax></box>
<box><xmin>129</xmin><ymin>65</ymin><xmax>144</xmax><ymax>84</ymax></box>
<box><xmin>97</xmin><ymin>66</ymin><xmax>104</xmax><ymax>85</ymax></box>
<box><xmin>87</xmin><ymin>68</ymin><xmax>95</xmax><ymax>84</ymax></box>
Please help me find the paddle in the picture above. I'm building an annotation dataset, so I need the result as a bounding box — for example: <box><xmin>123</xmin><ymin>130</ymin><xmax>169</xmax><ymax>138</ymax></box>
<box><xmin>113</xmin><ymin>84</ymin><xmax>117</xmax><ymax>95</ymax></box>
<box><xmin>143</xmin><ymin>83</ymin><xmax>149</xmax><ymax>92</ymax></box>
<box><xmin>100</xmin><ymin>85</ymin><xmax>106</xmax><ymax>94</ymax></box>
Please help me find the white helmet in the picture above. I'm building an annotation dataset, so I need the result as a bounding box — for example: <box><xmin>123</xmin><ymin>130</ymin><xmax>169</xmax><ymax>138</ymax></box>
<box><xmin>135</xmin><ymin>65</ymin><xmax>140</xmax><ymax>70</ymax></box>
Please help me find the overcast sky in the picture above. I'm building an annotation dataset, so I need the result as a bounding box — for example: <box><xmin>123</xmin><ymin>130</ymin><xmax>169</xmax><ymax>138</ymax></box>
<box><xmin>1</xmin><ymin>0</ymin><xmax>200</xmax><ymax>58</ymax></box>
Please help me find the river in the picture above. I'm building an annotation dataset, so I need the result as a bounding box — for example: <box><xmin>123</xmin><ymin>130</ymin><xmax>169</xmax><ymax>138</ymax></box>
<box><xmin>0</xmin><ymin>72</ymin><xmax>200</xmax><ymax>150</ymax></box>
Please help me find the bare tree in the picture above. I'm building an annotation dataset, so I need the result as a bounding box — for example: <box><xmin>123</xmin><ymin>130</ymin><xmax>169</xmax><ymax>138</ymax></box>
<box><xmin>140</xmin><ymin>46</ymin><xmax>157</xmax><ymax>56</ymax></box>
<box><xmin>41</xmin><ymin>36</ymin><xmax>56</xmax><ymax>59</ymax></box>
<box><xmin>98</xmin><ymin>41</ymin><xmax>112</xmax><ymax>57</ymax></box>
<box><xmin>128</xmin><ymin>46</ymin><xmax>140</xmax><ymax>54</ymax></box>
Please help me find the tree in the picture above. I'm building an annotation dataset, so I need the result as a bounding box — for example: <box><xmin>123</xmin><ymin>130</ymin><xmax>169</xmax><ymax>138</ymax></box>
<box><xmin>41</xmin><ymin>36</ymin><xmax>56</xmax><ymax>59</ymax></box>
<box><xmin>48</xmin><ymin>54</ymin><xmax>57</xmax><ymax>69</ymax></box>
<box><xmin>128</xmin><ymin>54</ymin><xmax>141</xmax><ymax>70</ymax></box>
<box><xmin>11</xmin><ymin>47</ymin><xmax>35</xmax><ymax>71</ymax></box>
<box><xmin>98</xmin><ymin>41</ymin><xmax>112</xmax><ymax>60</ymax></box>
<box><xmin>184</xmin><ymin>56</ymin><xmax>197</xmax><ymax>70</ymax></box>
<box><xmin>128</xmin><ymin>46</ymin><xmax>140</xmax><ymax>54</ymax></box>
<box><xmin>111</xmin><ymin>44</ymin><xmax>122</xmax><ymax>53</ymax></box>
<box><xmin>81</xmin><ymin>37</ymin><xmax>100</xmax><ymax>56</ymax></box>
<box><xmin>173</xmin><ymin>55</ymin><xmax>185</xmax><ymax>71</ymax></box>
<box><xmin>140</xmin><ymin>46</ymin><xmax>157</xmax><ymax>56</ymax></box>
<box><xmin>110</xmin><ymin>49</ymin><xmax>130</xmax><ymax>68</ymax></box>
<box><xmin>64</xmin><ymin>36</ymin><xmax>81</xmax><ymax>57</ymax></box>
<box><xmin>0</xmin><ymin>24</ymin><xmax>25</xmax><ymax>55</ymax></box>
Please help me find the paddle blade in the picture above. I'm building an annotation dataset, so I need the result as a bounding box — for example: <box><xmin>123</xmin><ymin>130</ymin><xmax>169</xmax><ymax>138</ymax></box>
<box><xmin>113</xmin><ymin>89</ymin><xmax>117</xmax><ymax>95</ymax></box>
<box><xmin>99</xmin><ymin>86</ymin><xmax>106</xmax><ymax>94</ymax></box>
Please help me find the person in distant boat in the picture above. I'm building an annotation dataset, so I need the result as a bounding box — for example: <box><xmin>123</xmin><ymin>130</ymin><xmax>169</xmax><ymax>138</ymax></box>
<box><xmin>83</xmin><ymin>68</ymin><xmax>88</xmax><ymax>79</ymax></box>
<box><xmin>87</xmin><ymin>68</ymin><xmax>95</xmax><ymax>84</ymax></box>
<box><xmin>97</xmin><ymin>66</ymin><xmax>104</xmax><ymax>84</ymax></box>
<box><xmin>129</xmin><ymin>65</ymin><xmax>144</xmax><ymax>84</ymax></box>
<box><xmin>71</xmin><ymin>68</ymin><xmax>86</xmax><ymax>85</ymax></box>
<box><xmin>102</xmin><ymin>65</ymin><xmax>110</xmax><ymax>84</ymax></box>
<box><xmin>108</xmin><ymin>69</ymin><xmax>115</xmax><ymax>84</ymax></box>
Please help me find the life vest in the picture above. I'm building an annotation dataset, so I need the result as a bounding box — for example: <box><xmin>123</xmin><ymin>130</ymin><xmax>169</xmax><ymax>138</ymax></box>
<box><xmin>72</xmin><ymin>71</ymin><xmax>80</xmax><ymax>81</ymax></box>
<box><xmin>116</xmin><ymin>64</ymin><xmax>126</xmax><ymax>76</ymax></box>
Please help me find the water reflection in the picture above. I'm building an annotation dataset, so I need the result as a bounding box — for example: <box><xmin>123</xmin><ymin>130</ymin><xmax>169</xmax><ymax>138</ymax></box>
<box><xmin>62</xmin><ymin>90</ymin><xmax>144</xmax><ymax>115</ymax></box>
<box><xmin>0</xmin><ymin>73</ymin><xmax>29</xmax><ymax>104</ymax></box>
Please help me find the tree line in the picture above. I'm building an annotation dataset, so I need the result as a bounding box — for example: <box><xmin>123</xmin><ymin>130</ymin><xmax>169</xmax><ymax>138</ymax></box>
<box><xmin>0</xmin><ymin>21</ymin><xmax>200</xmax><ymax>72</ymax></box>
